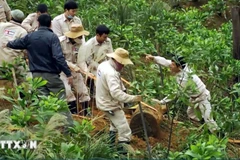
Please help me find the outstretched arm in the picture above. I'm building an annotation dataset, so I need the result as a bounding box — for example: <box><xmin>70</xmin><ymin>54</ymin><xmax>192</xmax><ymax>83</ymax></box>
<box><xmin>7</xmin><ymin>35</ymin><xmax>28</xmax><ymax>49</ymax></box>
<box><xmin>145</xmin><ymin>54</ymin><xmax>172</xmax><ymax>67</ymax></box>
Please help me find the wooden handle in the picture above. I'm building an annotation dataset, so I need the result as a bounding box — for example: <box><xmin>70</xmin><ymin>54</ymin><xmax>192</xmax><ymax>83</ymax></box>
<box><xmin>228</xmin><ymin>139</ymin><xmax>240</xmax><ymax>144</ymax></box>
<box><xmin>80</xmin><ymin>71</ymin><xmax>157</xmax><ymax>112</ymax></box>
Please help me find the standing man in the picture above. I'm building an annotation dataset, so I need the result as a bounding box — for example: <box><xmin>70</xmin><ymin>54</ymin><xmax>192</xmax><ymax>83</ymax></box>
<box><xmin>6</xmin><ymin>14</ymin><xmax>73</xmax><ymax>124</ymax></box>
<box><xmin>21</xmin><ymin>3</ymin><xmax>48</xmax><ymax>32</ymax></box>
<box><xmin>145</xmin><ymin>54</ymin><xmax>219</xmax><ymax>133</ymax></box>
<box><xmin>77</xmin><ymin>25</ymin><xmax>113</xmax><ymax>111</ymax></box>
<box><xmin>52</xmin><ymin>0</ymin><xmax>82</xmax><ymax>37</ymax></box>
<box><xmin>0</xmin><ymin>9</ymin><xmax>27</xmax><ymax>83</ymax></box>
<box><xmin>59</xmin><ymin>24</ymin><xmax>90</xmax><ymax>115</ymax></box>
<box><xmin>96</xmin><ymin>48</ymin><xmax>142</xmax><ymax>153</ymax></box>
<box><xmin>0</xmin><ymin>0</ymin><xmax>11</xmax><ymax>22</ymax></box>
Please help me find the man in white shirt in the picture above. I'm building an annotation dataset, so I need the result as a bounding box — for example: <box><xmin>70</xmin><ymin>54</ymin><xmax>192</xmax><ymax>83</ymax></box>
<box><xmin>59</xmin><ymin>24</ymin><xmax>90</xmax><ymax>115</ymax></box>
<box><xmin>21</xmin><ymin>4</ymin><xmax>48</xmax><ymax>32</ymax></box>
<box><xmin>145</xmin><ymin>54</ymin><xmax>219</xmax><ymax>133</ymax></box>
<box><xmin>52</xmin><ymin>0</ymin><xmax>83</xmax><ymax>38</ymax></box>
<box><xmin>0</xmin><ymin>9</ymin><xmax>27</xmax><ymax>83</ymax></box>
<box><xmin>96</xmin><ymin>48</ymin><xmax>141</xmax><ymax>153</ymax></box>
<box><xmin>77</xmin><ymin>25</ymin><xmax>113</xmax><ymax>108</ymax></box>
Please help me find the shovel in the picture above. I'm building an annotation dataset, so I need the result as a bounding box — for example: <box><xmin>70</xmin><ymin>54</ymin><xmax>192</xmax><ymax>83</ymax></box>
<box><xmin>138</xmin><ymin>102</ymin><xmax>152</xmax><ymax>159</ymax></box>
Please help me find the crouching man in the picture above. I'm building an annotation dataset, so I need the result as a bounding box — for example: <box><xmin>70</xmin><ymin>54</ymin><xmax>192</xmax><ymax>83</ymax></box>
<box><xmin>96</xmin><ymin>48</ymin><xmax>142</xmax><ymax>154</ymax></box>
<box><xmin>146</xmin><ymin>54</ymin><xmax>219</xmax><ymax>134</ymax></box>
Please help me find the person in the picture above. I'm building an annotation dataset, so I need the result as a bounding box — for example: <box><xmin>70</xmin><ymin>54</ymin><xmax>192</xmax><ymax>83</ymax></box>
<box><xmin>52</xmin><ymin>0</ymin><xmax>83</xmax><ymax>38</ymax></box>
<box><xmin>77</xmin><ymin>25</ymin><xmax>113</xmax><ymax>107</ymax></box>
<box><xmin>0</xmin><ymin>0</ymin><xmax>11</xmax><ymax>22</ymax></box>
<box><xmin>59</xmin><ymin>24</ymin><xmax>90</xmax><ymax>115</ymax></box>
<box><xmin>145</xmin><ymin>54</ymin><xmax>219</xmax><ymax>133</ymax></box>
<box><xmin>21</xmin><ymin>3</ymin><xmax>48</xmax><ymax>32</ymax></box>
<box><xmin>5</xmin><ymin>14</ymin><xmax>73</xmax><ymax>124</ymax></box>
<box><xmin>0</xmin><ymin>9</ymin><xmax>27</xmax><ymax>83</ymax></box>
<box><xmin>96</xmin><ymin>48</ymin><xmax>142</xmax><ymax>153</ymax></box>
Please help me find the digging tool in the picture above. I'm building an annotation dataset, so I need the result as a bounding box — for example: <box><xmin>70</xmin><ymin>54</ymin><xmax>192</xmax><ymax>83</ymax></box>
<box><xmin>11</xmin><ymin>68</ymin><xmax>20</xmax><ymax>99</ymax></box>
<box><xmin>166</xmin><ymin>98</ymin><xmax>180</xmax><ymax>158</ymax></box>
<box><xmin>166</xmin><ymin>103</ymin><xmax>174</xmax><ymax>158</ymax></box>
<box><xmin>138</xmin><ymin>102</ymin><xmax>152</xmax><ymax>159</ymax></box>
<box><xmin>79</xmin><ymin>70</ymin><xmax>158</xmax><ymax>112</ymax></box>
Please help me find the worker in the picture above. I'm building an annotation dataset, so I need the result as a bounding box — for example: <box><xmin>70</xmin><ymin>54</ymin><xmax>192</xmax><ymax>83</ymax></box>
<box><xmin>52</xmin><ymin>0</ymin><xmax>83</xmax><ymax>38</ymax></box>
<box><xmin>0</xmin><ymin>0</ymin><xmax>11</xmax><ymax>22</ymax></box>
<box><xmin>0</xmin><ymin>9</ymin><xmax>27</xmax><ymax>83</ymax></box>
<box><xmin>77</xmin><ymin>24</ymin><xmax>113</xmax><ymax>110</ymax></box>
<box><xmin>59</xmin><ymin>24</ymin><xmax>90</xmax><ymax>115</ymax></box>
<box><xmin>21</xmin><ymin>3</ymin><xmax>48</xmax><ymax>32</ymax></box>
<box><xmin>145</xmin><ymin>54</ymin><xmax>219</xmax><ymax>133</ymax></box>
<box><xmin>96</xmin><ymin>48</ymin><xmax>142</xmax><ymax>154</ymax></box>
<box><xmin>6</xmin><ymin>14</ymin><xmax>73</xmax><ymax>125</ymax></box>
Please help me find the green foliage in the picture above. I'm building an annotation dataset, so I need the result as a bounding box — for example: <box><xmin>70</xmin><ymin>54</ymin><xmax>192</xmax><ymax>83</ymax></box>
<box><xmin>202</xmin><ymin>0</ymin><xmax>226</xmax><ymax>15</ymax></box>
<box><xmin>0</xmin><ymin>57</ymin><xmax>27</xmax><ymax>81</ymax></box>
<box><xmin>168</xmin><ymin>135</ymin><xmax>228</xmax><ymax>159</ymax></box>
<box><xmin>5</xmin><ymin>0</ymin><xmax>240</xmax><ymax>159</ymax></box>
<box><xmin>0</xmin><ymin>78</ymin><xmax>118</xmax><ymax>159</ymax></box>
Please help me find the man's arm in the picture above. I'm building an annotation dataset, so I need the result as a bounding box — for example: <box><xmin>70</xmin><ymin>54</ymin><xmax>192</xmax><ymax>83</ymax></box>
<box><xmin>106</xmin><ymin>73</ymin><xmax>141</xmax><ymax>103</ymax></box>
<box><xmin>77</xmin><ymin>42</ymin><xmax>91</xmax><ymax>72</ymax></box>
<box><xmin>21</xmin><ymin>14</ymin><xmax>34</xmax><ymax>32</ymax></box>
<box><xmin>3</xmin><ymin>0</ymin><xmax>11</xmax><ymax>21</ymax></box>
<box><xmin>51</xmin><ymin>34</ymin><xmax>71</xmax><ymax>77</ymax></box>
<box><xmin>146</xmin><ymin>54</ymin><xmax>172</xmax><ymax>67</ymax></box>
<box><xmin>51</xmin><ymin>19</ymin><xmax>62</xmax><ymax>37</ymax></box>
<box><xmin>6</xmin><ymin>35</ymin><xmax>28</xmax><ymax>49</ymax></box>
<box><xmin>108</xmin><ymin>38</ymin><xmax>113</xmax><ymax>53</ymax></box>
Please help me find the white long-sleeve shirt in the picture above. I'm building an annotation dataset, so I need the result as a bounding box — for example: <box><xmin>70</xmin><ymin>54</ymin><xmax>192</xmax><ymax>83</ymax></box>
<box><xmin>154</xmin><ymin>56</ymin><xmax>209</xmax><ymax>98</ymax></box>
<box><xmin>21</xmin><ymin>13</ymin><xmax>38</xmax><ymax>32</ymax></box>
<box><xmin>96</xmin><ymin>59</ymin><xmax>135</xmax><ymax>111</ymax></box>
<box><xmin>77</xmin><ymin>36</ymin><xmax>113</xmax><ymax>76</ymax></box>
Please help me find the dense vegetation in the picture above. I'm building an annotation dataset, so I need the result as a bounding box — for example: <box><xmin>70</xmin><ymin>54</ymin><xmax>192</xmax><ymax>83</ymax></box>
<box><xmin>0</xmin><ymin>0</ymin><xmax>239</xmax><ymax>159</ymax></box>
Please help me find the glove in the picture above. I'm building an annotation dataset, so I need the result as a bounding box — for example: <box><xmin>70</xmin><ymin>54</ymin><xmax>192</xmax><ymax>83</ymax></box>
<box><xmin>152</xmin><ymin>98</ymin><xmax>165</xmax><ymax>105</ymax></box>
<box><xmin>67</xmin><ymin>61</ymin><xmax>81</xmax><ymax>73</ymax></box>
<box><xmin>159</xmin><ymin>100</ymin><xmax>166</xmax><ymax>105</ymax></box>
<box><xmin>133</xmin><ymin>95</ymin><xmax>142</xmax><ymax>102</ymax></box>
<box><xmin>152</xmin><ymin>97</ymin><xmax>171</xmax><ymax>105</ymax></box>
<box><xmin>145</xmin><ymin>54</ymin><xmax>154</xmax><ymax>61</ymax></box>
<box><xmin>190</xmin><ymin>97</ymin><xmax>203</xmax><ymax>104</ymax></box>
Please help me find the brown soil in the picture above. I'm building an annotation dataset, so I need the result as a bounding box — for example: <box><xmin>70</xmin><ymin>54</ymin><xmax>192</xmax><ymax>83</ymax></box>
<box><xmin>0</xmin><ymin>80</ymin><xmax>13</xmax><ymax>111</ymax></box>
<box><xmin>73</xmin><ymin>106</ymin><xmax>190</xmax><ymax>152</ymax></box>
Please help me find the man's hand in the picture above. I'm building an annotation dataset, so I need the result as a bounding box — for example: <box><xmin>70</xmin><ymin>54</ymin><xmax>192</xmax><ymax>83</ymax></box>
<box><xmin>2</xmin><ymin>43</ymin><xmax>7</xmax><ymax>48</ymax></box>
<box><xmin>73</xmin><ymin>66</ymin><xmax>81</xmax><ymax>73</ymax></box>
<box><xmin>87</xmin><ymin>72</ymin><xmax>95</xmax><ymax>79</ymax></box>
<box><xmin>67</xmin><ymin>76</ymin><xmax>73</xmax><ymax>86</ymax></box>
<box><xmin>145</xmin><ymin>54</ymin><xmax>154</xmax><ymax>61</ymax></box>
<box><xmin>133</xmin><ymin>95</ymin><xmax>142</xmax><ymax>102</ymax></box>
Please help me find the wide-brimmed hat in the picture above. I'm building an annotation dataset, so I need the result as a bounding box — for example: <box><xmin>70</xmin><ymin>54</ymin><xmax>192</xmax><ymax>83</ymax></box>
<box><xmin>106</xmin><ymin>48</ymin><xmax>133</xmax><ymax>65</ymax></box>
<box><xmin>64</xmin><ymin>24</ymin><xmax>89</xmax><ymax>39</ymax></box>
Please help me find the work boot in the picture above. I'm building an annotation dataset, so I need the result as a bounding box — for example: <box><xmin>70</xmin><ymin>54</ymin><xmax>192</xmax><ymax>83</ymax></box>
<box><xmin>109</xmin><ymin>131</ymin><xmax>117</xmax><ymax>148</ymax></box>
<box><xmin>68</xmin><ymin>101</ymin><xmax>77</xmax><ymax>114</ymax></box>
<box><xmin>117</xmin><ymin>141</ymin><xmax>135</xmax><ymax>155</ymax></box>
<box><xmin>81</xmin><ymin>101</ymin><xmax>91</xmax><ymax>116</ymax></box>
